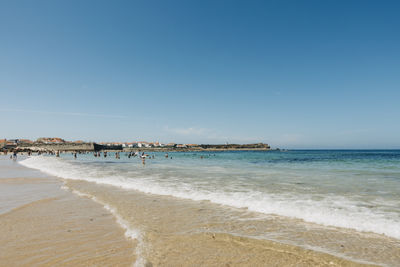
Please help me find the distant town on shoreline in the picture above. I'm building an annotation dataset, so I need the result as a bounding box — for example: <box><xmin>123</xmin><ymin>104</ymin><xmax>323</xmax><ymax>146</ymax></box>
<box><xmin>0</xmin><ymin>138</ymin><xmax>272</xmax><ymax>152</ymax></box>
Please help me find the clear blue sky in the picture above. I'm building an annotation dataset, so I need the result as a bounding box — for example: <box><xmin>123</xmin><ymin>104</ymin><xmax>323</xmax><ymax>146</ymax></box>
<box><xmin>1</xmin><ymin>0</ymin><xmax>399</xmax><ymax>148</ymax></box>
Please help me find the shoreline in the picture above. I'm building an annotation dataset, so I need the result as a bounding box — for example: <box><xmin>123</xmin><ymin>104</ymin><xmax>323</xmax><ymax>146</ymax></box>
<box><xmin>65</xmin><ymin>178</ymin><xmax>376</xmax><ymax>267</ymax></box>
<box><xmin>0</xmin><ymin>156</ymin><xmax>387</xmax><ymax>266</ymax></box>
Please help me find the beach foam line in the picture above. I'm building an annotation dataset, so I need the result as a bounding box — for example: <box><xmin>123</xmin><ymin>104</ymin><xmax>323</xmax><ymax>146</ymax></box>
<box><xmin>61</xmin><ymin>184</ymin><xmax>147</xmax><ymax>267</ymax></box>
<box><xmin>20</xmin><ymin>156</ymin><xmax>400</xmax><ymax>241</ymax></box>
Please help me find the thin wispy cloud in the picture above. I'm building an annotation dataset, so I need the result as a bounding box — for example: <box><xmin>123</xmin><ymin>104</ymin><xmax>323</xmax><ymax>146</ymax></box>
<box><xmin>163</xmin><ymin>126</ymin><xmax>264</xmax><ymax>144</ymax></box>
<box><xmin>0</xmin><ymin>108</ymin><xmax>127</xmax><ymax>119</ymax></box>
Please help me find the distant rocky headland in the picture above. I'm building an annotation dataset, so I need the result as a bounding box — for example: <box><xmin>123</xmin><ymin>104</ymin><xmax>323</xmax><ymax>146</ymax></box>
<box><xmin>0</xmin><ymin>138</ymin><xmax>271</xmax><ymax>152</ymax></box>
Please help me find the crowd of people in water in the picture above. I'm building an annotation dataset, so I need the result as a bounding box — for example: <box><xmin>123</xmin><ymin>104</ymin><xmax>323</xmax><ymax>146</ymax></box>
<box><xmin>87</xmin><ymin>150</ymin><xmax>169</xmax><ymax>164</ymax></box>
<box><xmin>2</xmin><ymin>149</ymin><xmax>176</xmax><ymax>165</ymax></box>
<box><xmin>2</xmin><ymin>150</ymin><xmax>217</xmax><ymax>165</ymax></box>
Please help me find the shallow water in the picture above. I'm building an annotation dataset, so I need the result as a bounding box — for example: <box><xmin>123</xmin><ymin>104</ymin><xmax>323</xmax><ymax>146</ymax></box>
<box><xmin>0</xmin><ymin>156</ymin><xmax>60</xmax><ymax>214</ymax></box>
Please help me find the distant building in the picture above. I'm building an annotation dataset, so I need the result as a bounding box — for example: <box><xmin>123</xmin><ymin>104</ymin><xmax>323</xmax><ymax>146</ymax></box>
<box><xmin>176</xmin><ymin>144</ymin><xmax>187</xmax><ymax>148</ymax></box>
<box><xmin>7</xmin><ymin>139</ymin><xmax>19</xmax><ymax>145</ymax></box>
<box><xmin>186</xmin><ymin>144</ymin><xmax>199</xmax><ymax>147</ymax></box>
<box><xmin>152</xmin><ymin>141</ymin><xmax>165</xmax><ymax>147</ymax></box>
<box><xmin>166</xmin><ymin>143</ymin><xmax>176</xmax><ymax>147</ymax></box>
<box><xmin>19</xmin><ymin>139</ymin><xmax>33</xmax><ymax>144</ymax></box>
<box><xmin>137</xmin><ymin>141</ymin><xmax>150</xmax><ymax>148</ymax></box>
<box><xmin>0</xmin><ymin>139</ymin><xmax>7</xmax><ymax>148</ymax></box>
<box><xmin>37</xmin><ymin>137</ymin><xmax>66</xmax><ymax>144</ymax></box>
<box><xmin>128</xmin><ymin>142</ymin><xmax>138</xmax><ymax>148</ymax></box>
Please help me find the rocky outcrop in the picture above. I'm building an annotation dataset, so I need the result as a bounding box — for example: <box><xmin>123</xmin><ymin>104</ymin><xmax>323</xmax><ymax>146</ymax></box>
<box><xmin>197</xmin><ymin>143</ymin><xmax>270</xmax><ymax>150</ymax></box>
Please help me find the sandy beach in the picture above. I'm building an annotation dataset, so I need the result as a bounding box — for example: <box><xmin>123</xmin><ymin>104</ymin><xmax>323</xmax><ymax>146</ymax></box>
<box><xmin>0</xmin><ymin>155</ymin><xmax>383</xmax><ymax>266</ymax></box>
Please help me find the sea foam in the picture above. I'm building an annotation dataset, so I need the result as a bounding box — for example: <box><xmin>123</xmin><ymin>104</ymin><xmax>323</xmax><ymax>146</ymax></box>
<box><xmin>20</xmin><ymin>156</ymin><xmax>400</xmax><ymax>240</ymax></box>
<box><xmin>60</xmin><ymin>184</ymin><xmax>147</xmax><ymax>267</ymax></box>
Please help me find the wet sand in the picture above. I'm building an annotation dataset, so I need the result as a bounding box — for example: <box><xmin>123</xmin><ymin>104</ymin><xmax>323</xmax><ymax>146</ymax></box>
<box><xmin>0</xmin><ymin>156</ymin><xmax>387</xmax><ymax>266</ymax></box>
<box><xmin>0</xmin><ymin>157</ymin><xmax>135</xmax><ymax>266</ymax></box>
<box><xmin>65</xmin><ymin>178</ymin><xmax>381</xmax><ymax>267</ymax></box>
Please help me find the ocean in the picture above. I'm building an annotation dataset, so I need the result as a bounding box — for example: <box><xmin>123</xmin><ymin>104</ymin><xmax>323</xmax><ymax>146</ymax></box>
<box><xmin>19</xmin><ymin>150</ymin><xmax>400</xmax><ymax>266</ymax></box>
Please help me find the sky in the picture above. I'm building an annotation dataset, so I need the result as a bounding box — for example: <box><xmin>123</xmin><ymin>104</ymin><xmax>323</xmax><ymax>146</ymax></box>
<box><xmin>0</xmin><ymin>0</ymin><xmax>399</xmax><ymax>148</ymax></box>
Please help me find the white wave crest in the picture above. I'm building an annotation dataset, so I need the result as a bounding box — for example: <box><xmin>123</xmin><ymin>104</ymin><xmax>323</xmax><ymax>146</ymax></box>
<box><xmin>20</xmin><ymin>156</ymin><xmax>400</xmax><ymax>240</ymax></box>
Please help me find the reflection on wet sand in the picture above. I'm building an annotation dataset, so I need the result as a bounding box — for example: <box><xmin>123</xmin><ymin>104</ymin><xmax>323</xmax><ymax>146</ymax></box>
<box><xmin>66</xmin><ymin>179</ymin><xmax>390</xmax><ymax>266</ymax></box>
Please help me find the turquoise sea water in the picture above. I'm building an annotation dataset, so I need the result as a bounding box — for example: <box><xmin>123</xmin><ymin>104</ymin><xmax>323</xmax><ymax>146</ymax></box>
<box><xmin>20</xmin><ymin>150</ymin><xmax>400</xmax><ymax>240</ymax></box>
